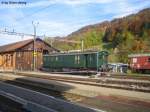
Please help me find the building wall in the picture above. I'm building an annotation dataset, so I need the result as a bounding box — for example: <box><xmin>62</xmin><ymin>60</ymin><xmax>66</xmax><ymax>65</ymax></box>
<box><xmin>15</xmin><ymin>40</ymin><xmax>55</xmax><ymax>71</ymax></box>
<box><xmin>0</xmin><ymin>52</ymin><xmax>15</xmax><ymax>71</ymax></box>
<box><xmin>15</xmin><ymin>51</ymin><xmax>43</xmax><ymax>71</ymax></box>
<box><xmin>16</xmin><ymin>51</ymin><xmax>31</xmax><ymax>71</ymax></box>
<box><xmin>0</xmin><ymin>40</ymin><xmax>58</xmax><ymax>71</ymax></box>
<box><xmin>0</xmin><ymin>55</ymin><xmax>2</xmax><ymax>67</ymax></box>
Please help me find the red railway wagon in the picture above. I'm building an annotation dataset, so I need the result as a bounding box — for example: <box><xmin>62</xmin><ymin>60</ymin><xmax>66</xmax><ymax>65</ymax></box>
<box><xmin>128</xmin><ymin>54</ymin><xmax>150</xmax><ymax>73</ymax></box>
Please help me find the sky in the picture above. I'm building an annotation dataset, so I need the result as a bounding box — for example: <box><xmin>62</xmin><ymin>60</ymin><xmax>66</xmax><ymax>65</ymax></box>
<box><xmin>0</xmin><ymin>0</ymin><xmax>150</xmax><ymax>45</ymax></box>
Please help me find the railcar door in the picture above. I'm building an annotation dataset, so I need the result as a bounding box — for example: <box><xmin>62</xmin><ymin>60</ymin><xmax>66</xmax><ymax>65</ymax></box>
<box><xmin>99</xmin><ymin>52</ymin><xmax>108</xmax><ymax>71</ymax></box>
<box><xmin>84</xmin><ymin>54</ymin><xmax>88</xmax><ymax>69</ymax></box>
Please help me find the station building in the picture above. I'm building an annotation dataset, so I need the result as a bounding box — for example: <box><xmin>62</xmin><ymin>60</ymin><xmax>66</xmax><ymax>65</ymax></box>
<box><xmin>0</xmin><ymin>38</ymin><xmax>59</xmax><ymax>71</ymax></box>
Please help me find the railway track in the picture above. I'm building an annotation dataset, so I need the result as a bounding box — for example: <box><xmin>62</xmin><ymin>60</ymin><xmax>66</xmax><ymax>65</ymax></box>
<box><xmin>1</xmin><ymin>73</ymin><xmax>150</xmax><ymax>112</ymax></box>
<box><xmin>1</xmin><ymin>71</ymin><xmax>150</xmax><ymax>80</ymax></box>
<box><xmin>8</xmin><ymin>72</ymin><xmax>150</xmax><ymax>93</ymax></box>
<box><xmin>47</xmin><ymin>71</ymin><xmax>150</xmax><ymax>81</ymax></box>
<box><xmin>102</xmin><ymin>74</ymin><xmax>150</xmax><ymax>81</ymax></box>
<box><xmin>0</xmin><ymin>81</ymin><xmax>102</xmax><ymax>112</ymax></box>
<box><xmin>0</xmin><ymin>91</ymin><xmax>56</xmax><ymax>112</ymax></box>
<box><xmin>2</xmin><ymin>79</ymin><xmax>86</xmax><ymax>103</ymax></box>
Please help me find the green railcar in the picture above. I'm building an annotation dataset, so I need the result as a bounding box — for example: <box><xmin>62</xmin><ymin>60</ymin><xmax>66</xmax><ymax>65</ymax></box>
<box><xmin>43</xmin><ymin>51</ymin><xmax>109</xmax><ymax>71</ymax></box>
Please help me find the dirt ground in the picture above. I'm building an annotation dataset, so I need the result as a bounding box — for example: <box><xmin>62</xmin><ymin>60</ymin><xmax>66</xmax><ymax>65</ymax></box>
<box><xmin>78</xmin><ymin>94</ymin><xmax>150</xmax><ymax>112</ymax></box>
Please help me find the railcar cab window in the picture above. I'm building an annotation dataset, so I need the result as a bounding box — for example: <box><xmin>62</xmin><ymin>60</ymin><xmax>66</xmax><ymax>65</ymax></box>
<box><xmin>102</xmin><ymin>55</ymin><xmax>106</xmax><ymax>60</ymax></box>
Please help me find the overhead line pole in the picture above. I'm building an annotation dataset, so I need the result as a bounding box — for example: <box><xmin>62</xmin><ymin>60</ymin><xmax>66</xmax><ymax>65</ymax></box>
<box><xmin>32</xmin><ymin>21</ymin><xmax>39</xmax><ymax>71</ymax></box>
<box><xmin>81</xmin><ymin>39</ymin><xmax>84</xmax><ymax>52</ymax></box>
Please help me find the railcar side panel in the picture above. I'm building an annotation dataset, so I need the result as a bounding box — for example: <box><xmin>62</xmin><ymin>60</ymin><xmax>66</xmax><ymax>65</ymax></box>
<box><xmin>98</xmin><ymin>51</ymin><xmax>108</xmax><ymax>67</ymax></box>
<box><xmin>86</xmin><ymin>53</ymin><xmax>97</xmax><ymax>68</ymax></box>
<box><xmin>43</xmin><ymin>51</ymin><xmax>109</xmax><ymax>71</ymax></box>
<box><xmin>130</xmin><ymin>56</ymin><xmax>150</xmax><ymax>70</ymax></box>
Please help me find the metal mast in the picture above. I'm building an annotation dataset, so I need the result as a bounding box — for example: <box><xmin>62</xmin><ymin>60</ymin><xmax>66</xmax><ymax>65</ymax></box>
<box><xmin>32</xmin><ymin>21</ymin><xmax>39</xmax><ymax>71</ymax></box>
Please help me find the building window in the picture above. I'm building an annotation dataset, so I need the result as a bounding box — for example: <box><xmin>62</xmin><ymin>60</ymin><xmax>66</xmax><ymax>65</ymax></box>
<box><xmin>43</xmin><ymin>50</ymin><xmax>49</xmax><ymax>54</ymax></box>
<box><xmin>5</xmin><ymin>55</ymin><xmax>9</xmax><ymax>66</ymax></box>
<box><xmin>8</xmin><ymin>55</ymin><xmax>11</xmax><ymax>60</ymax></box>
<box><xmin>18</xmin><ymin>52</ymin><xmax>21</xmax><ymax>57</ymax></box>
<box><xmin>4</xmin><ymin>54</ymin><xmax>13</xmax><ymax>67</ymax></box>
<box><xmin>11</xmin><ymin>55</ymin><xmax>13</xmax><ymax>66</ymax></box>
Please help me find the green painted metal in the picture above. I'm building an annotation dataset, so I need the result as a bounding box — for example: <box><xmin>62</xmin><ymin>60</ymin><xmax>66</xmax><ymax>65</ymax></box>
<box><xmin>43</xmin><ymin>51</ymin><xmax>109</xmax><ymax>70</ymax></box>
<box><xmin>96</xmin><ymin>52</ymin><xmax>99</xmax><ymax>72</ymax></box>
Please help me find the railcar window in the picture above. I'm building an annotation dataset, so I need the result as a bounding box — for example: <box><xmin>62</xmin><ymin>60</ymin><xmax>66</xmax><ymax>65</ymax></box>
<box><xmin>102</xmin><ymin>55</ymin><xmax>106</xmax><ymax>60</ymax></box>
<box><xmin>75</xmin><ymin>56</ymin><xmax>77</xmax><ymax>64</ymax></box>
<box><xmin>89</xmin><ymin>56</ymin><xmax>92</xmax><ymax>62</ymax></box>
<box><xmin>77</xmin><ymin>56</ymin><xmax>80</xmax><ymax>64</ymax></box>
<box><xmin>133</xmin><ymin>58</ymin><xmax>137</xmax><ymax>63</ymax></box>
<box><xmin>50</xmin><ymin>57</ymin><xmax>53</xmax><ymax>61</ymax></box>
<box><xmin>75</xmin><ymin>55</ymin><xmax>80</xmax><ymax>64</ymax></box>
<box><xmin>148</xmin><ymin>57</ymin><xmax>150</xmax><ymax>62</ymax></box>
<box><xmin>55</xmin><ymin>56</ymin><xmax>58</xmax><ymax>61</ymax></box>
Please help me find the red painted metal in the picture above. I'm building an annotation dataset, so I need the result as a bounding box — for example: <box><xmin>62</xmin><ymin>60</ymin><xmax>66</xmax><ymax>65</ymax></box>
<box><xmin>129</xmin><ymin>56</ymin><xmax>150</xmax><ymax>70</ymax></box>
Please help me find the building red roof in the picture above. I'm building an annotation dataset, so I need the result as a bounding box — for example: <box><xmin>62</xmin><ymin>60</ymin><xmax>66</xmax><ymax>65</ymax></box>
<box><xmin>0</xmin><ymin>38</ymin><xmax>59</xmax><ymax>53</ymax></box>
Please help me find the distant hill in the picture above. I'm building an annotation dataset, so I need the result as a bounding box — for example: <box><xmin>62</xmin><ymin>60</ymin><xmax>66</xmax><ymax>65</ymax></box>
<box><xmin>45</xmin><ymin>8</ymin><xmax>150</xmax><ymax>63</ymax></box>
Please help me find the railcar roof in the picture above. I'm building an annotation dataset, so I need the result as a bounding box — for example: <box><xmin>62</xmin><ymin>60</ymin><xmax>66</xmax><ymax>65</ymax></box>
<box><xmin>45</xmin><ymin>51</ymin><xmax>108</xmax><ymax>56</ymax></box>
<box><xmin>128</xmin><ymin>53</ymin><xmax>150</xmax><ymax>57</ymax></box>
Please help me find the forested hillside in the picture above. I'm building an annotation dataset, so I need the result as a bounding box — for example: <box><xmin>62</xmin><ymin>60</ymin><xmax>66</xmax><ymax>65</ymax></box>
<box><xmin>45</xmin><ymin>8</ymin><xmax>150</xmax><ymax>63</ymax></box>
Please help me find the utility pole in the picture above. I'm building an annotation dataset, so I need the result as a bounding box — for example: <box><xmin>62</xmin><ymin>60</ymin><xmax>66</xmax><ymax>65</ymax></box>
<box><xmin>32</xmin><ymin>21</ymin><xmax>39</xmax><ymax>71</ymax></box>
<box><xmin>50</xmin><ymin>38</ymin><xmax>54</xmax><ymax>46</ymax></box>
<box><xmin>81</xmin><ymin>39</ymin><xmax>84</xmax><ymax>51</ymax></box>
